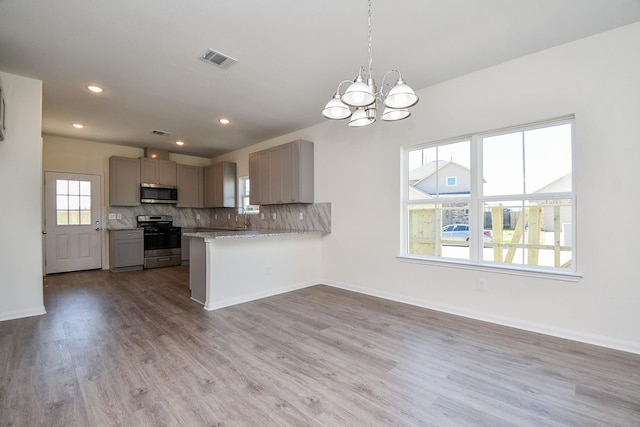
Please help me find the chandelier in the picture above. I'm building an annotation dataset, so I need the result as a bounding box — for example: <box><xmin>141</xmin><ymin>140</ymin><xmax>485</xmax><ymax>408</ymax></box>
<box><xmin>321</xmin><ymin>0</ymin><xmax>419</xmax><ymax>127</ymax></box>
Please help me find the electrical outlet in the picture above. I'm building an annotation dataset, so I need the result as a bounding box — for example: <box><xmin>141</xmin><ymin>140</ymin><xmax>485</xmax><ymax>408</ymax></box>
<box><xmin>108</xmin><ymin>213</ymin><xmax>116</xmax><ymax>220</ymax></box>
<box><xmin>215</xmin><ymin>214</ymin><xmax>218</xmax><ymax>220</ymax></box>
<box><xmin>299</xmin><ymin>212</ymin><xmax>304</xmax><ymax>220</ymax></box>
<box><xmin>272</xmin><ymin>213</ymin><xmax>277</xmax><ymax>220</ymax></box>
<box><xmin>196</xmin><ymin>214</ymin><xmax>201</xmax><ymax>220</ymax></box>
<box><xmin>227</xmin><ymin>214</ymin><xmax>231</xmax><ymax>219</ymax></box>
<box><xmin>476</xmin><ymin>279</ymin><xmax>486</xmax><ymax>292</ymax></box>
<box><xmin>116</xmin><ymin>213</ymin><xmax>122</xmax><ymax>220</ymax></box>
<box><xmin>260</xmin><ymin>213</ymin><xmax>265</xmax><ymax>220</ymax></box>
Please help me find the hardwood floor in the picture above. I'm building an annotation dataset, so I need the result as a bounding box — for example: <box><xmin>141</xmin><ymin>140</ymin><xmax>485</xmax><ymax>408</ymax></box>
<box><xmin>1</xmin><ymin>266</ymin><xmax>639</xmax><ymax>426</ymax></box>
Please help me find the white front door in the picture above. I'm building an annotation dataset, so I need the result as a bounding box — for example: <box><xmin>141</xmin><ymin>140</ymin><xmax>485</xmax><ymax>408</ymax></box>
<box><xmin>44</xmin><ymin>171</ymin><xmax>102</xmax><ymax>274</ymax></box>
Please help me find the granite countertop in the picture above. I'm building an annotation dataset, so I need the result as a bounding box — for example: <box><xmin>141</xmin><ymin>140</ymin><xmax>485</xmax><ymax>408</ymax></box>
<box><xmin>184</xmin><ymin>229</ymin><xmax>328</xmax><ymax>241</ymax></box>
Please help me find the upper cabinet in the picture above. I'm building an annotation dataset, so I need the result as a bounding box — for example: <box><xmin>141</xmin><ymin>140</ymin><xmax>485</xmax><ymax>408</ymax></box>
<box><xmin>204</xmin><ymin>161</ymin><xmax>237</xmax><ymax>208</ymax></box>
<box><xmin>109</xmin><ymin>156</ymin><xmax>141</xmax><ymax>206</ymax></box>
<box><xmin>141</xmin><ymin>158</ymin><xmax>177</xmax><ymax>187</ymax></box>
<box><xmin>176</xmin><ymin>164</ymin><xmax>204</xmax><ymax>208</ymax></box>
<box><xmin>249</xmin><ymin>140</ymin><xmax>313</xmax><ymax>205</ymax></box>
<box><xmin>249</xmin><ymin>150</ymin><xmax>270</xmax><ymax>205</ymax></box>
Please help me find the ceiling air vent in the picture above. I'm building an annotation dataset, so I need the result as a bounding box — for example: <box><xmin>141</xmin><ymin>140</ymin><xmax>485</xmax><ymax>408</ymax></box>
<box><xmin>199</xmin><ymin>48</ymin><xmax>237</xmax><ymax>69</ymax></box>
<box><xmin>151</xmin><ymin>129</ymin><xmax>171</xmax><ymax>136</ymax></box>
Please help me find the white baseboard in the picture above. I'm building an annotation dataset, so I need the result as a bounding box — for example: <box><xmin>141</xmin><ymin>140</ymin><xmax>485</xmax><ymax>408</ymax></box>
<box><xmin>322</xmin><ymin>279</ymin><xmax>640</xmax><ymax>356</ymax></box>
<box><xmin>203</xmin><ymin>279</ymin><xmax>320</xmax><ymax>311</ymax></box>
<box><xmin>0</xmin><ymin>306</ymin><xmax>47</xmax><ymax>322</ymax></box>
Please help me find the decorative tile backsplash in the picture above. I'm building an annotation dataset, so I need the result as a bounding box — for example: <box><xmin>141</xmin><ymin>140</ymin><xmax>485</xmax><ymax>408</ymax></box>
<box><xmin>107</xmin><ymin>202</ymin><xmax>331</xmax><ymax>233</ymax></box>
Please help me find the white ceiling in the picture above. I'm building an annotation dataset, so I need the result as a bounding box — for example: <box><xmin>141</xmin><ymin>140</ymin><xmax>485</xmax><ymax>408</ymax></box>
<box><xmin>1</xmin><ymin>0</ymin><xmax>640</xmax><ymax>158</ymax></box>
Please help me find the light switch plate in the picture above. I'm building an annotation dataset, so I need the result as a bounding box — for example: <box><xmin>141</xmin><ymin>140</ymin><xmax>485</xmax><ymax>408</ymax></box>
<box><xmin>108</xmin><ymin>213</ymin><xmax>116</xmax><ymax>220</ymax></box>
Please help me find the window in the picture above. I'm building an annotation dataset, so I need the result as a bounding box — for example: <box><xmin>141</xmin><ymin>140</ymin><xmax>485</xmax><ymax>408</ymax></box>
<box><xmin>403</xmin><ymin>118</ymin><xmax>575</xmax><ymax>274</ymax></box>
<box><xmin>238</xmin><ymin>177</ymin><xmax>259</xmax><ymax>213</ymax></box>
<box><xmin>56</xmin><ymin>179</ymin><xmax>92</xmax><ymax>225</ymax></box>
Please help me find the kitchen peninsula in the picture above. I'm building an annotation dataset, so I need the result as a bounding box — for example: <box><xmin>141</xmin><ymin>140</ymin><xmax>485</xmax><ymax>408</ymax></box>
<box><xmin>185</xmin><ymin>228</ymin><xmax>328</xmax><ymax>310</ymax></box>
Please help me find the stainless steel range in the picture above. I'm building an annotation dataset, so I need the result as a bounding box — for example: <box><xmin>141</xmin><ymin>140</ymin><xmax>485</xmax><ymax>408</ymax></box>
<box><xmin>136</xmin><ymin>215</ymin><xmax>181</xmax><ymax>269</ymax></box>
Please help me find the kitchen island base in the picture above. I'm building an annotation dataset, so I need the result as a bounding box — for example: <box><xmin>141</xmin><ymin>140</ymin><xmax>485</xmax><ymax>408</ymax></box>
<box><xmin>188</xmin><ymin>231</ymin><xmax>324</xmax><ymax>310</ymax></box>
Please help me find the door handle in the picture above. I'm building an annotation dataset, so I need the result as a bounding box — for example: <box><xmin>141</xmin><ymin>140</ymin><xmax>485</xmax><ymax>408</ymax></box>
<box><xmin>42</xmin><ymin>231</ymin><xmax>47</xmax><ymax>235</ymax></box>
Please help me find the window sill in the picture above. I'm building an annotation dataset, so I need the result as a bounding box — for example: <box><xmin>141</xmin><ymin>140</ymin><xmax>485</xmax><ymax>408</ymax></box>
<box><xmin>397</xmin><ymin>255</ymin><xmax>582</xmax><ymax>282</ymax></box>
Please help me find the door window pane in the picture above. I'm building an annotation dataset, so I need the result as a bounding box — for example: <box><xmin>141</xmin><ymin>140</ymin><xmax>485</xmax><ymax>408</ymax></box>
<box><xmin>56</xmin><ymin>179</ymin><xmax>92</xmax><ymax>225</ymax></box>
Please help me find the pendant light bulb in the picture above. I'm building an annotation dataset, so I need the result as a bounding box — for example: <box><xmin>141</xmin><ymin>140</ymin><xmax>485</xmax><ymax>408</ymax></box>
<box><xmin>342</xmin><ymin>73</ymin><xmax>375</xmax><ymax>107</ymax></box>
<box><xmin>383</xmin><ymin>78</ymin><xmax>419</xmax><ymax>109</ymax></box>
<box><xmin>322</xmin><ymin>93</ymin><xmax>352</xmax><ymax>120</ymax></box>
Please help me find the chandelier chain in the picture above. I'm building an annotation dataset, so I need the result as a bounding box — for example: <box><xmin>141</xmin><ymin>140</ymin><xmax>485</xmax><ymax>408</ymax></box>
<box><xmin>367</xmin><ymin>0</ymin><xmax>373</xmax><ymax>78</ymax></box>
<box><xmin>321</xmin><ymin>0</ymin><xmax>419</xmax><ymax>125</ymax></box>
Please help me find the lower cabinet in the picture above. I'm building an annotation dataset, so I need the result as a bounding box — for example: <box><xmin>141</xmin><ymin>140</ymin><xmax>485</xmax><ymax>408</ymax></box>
<box><xmin>109</xmin><ymin>229</ymin><xmax>144</xmax><ymax>271</ymax></box>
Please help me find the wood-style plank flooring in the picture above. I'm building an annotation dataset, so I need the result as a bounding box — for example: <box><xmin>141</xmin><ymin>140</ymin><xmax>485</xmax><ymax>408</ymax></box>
<box><xmin>1</xmin><ymin>266</ymin><xmax>639</xmax><ymax>426</ymax></box>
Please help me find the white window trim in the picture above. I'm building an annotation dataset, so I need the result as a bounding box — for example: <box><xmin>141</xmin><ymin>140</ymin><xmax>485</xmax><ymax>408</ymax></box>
<box><xmin>401</xmin><ymin>116</ymin><xmax>577</xmax><ymax>278</ymax></box>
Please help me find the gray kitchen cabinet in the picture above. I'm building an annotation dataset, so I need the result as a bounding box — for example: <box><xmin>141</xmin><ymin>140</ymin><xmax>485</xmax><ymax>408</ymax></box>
<box><xmin>269</xmin><ymin>145</ymin><xmax>288</xmax><ymax>203</ymax></box>
<box><xmin>141</xmin><ymin>157</ymin><xmax>177</xmax><ymax>186</ymax></box>
<box><xmin>249</xmin><ymin>140</ymin><xmax>313</xmax><ymax>205</ymax></box>
<box><xmin>109</xmin><ymin>229</ymin><xmax>144</xmax><ymax>271</ymax></box>
<box><xmin>290</xmin><ymin>139</ymin><xmax>314</xmax><ymax>203</ymax></box>
<box><xmin>248</xmin><ymin>150</ymin><xmax>270</xmax><ymax>205</ymax></box>
<box><xmin>204</xmin><ymin>161</ymin><xmax>237</xmax><ymax>208</ymax></box>
<box><xmin>177</xmin><ymin>164</ymin><xmax>204</xmax><ymax>208</ymax></box>
<box><xmin>109</xmin><ymin>156</ymin><xmax>140</xmax><ymax>206</ymax></box>
<box><xmin>248</xmin><ymin>152</ymin><xmax>262</xmax><ymax>205</ymax></box>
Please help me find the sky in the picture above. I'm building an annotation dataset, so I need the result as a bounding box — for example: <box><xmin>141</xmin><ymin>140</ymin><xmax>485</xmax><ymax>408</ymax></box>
<box><xmin>408</xmin><ymin>122</ymin><xmax>572</xmax><ymax>195</ymax></box>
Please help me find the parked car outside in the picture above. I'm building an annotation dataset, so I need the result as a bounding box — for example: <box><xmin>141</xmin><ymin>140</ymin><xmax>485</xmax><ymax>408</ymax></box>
<box><xmin>441</xmin><ymin>224</ymin><xmax>492</xmax><ymax>242</ymax></box>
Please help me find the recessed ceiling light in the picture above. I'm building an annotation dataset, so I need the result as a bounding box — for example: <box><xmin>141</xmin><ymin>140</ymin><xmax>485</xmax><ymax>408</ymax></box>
<box><xmin>175</xmin><ymin>140</ymin><xmax>185</xmax><ymax>146</ymax></box>
<box><xmin>219</xmin><ymin>118</ymin><xmax>230</xmax><ymax>125</ymax></box>
<box><xmin>87</xmin><ymin>85</ymin><xmax>104</xmax><ymax>93</ymax></box>
<box><xmin>72</xmin><ymin>123</ymin><xmax>84</xmax><ymax>129</ymax></box>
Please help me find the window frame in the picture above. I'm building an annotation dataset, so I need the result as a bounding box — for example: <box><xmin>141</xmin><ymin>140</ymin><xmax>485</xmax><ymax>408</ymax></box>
<box><xmin>400</xmin><ymin>117</ymin><xmax>579</xmax><ymax>280</ymax></box>
<box><xmin>238</xmin><ymin>176</ymin><xmax>259</xmax><ymax>214</ymax></box>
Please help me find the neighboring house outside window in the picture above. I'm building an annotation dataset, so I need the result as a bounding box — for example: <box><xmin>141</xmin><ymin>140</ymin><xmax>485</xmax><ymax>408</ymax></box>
<box><xmin>402</xmin><ymin>118</ymin><xmax>575</xmax><ymax>275</ymax></box>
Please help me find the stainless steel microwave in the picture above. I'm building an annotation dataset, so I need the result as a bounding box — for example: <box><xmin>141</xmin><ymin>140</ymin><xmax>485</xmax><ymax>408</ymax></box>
<box><xmin>140</xmin><ymin>184</ymin><xmax>178</xmax><ymax>204</ymax></box>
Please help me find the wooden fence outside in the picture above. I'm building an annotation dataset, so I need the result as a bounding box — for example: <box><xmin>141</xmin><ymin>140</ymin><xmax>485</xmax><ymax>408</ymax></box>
<box><xmin>409</xmin><ymin>204</ymin><xmax>572</xmax><ymax>268</ymax></box>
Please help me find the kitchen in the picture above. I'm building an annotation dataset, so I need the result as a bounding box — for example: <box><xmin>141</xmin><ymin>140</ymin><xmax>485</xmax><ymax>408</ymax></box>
<box><xmin>43</xmin><ymin>135</ymin><xmax>331</xmax><ymax>310</ymax></box>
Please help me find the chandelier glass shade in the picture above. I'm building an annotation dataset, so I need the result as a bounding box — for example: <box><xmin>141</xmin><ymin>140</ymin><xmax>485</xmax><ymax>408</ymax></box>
<box><xmin>321</xmin><ymin>0</ymin><xmax>419</xmax><ymax>126</ymax></box>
